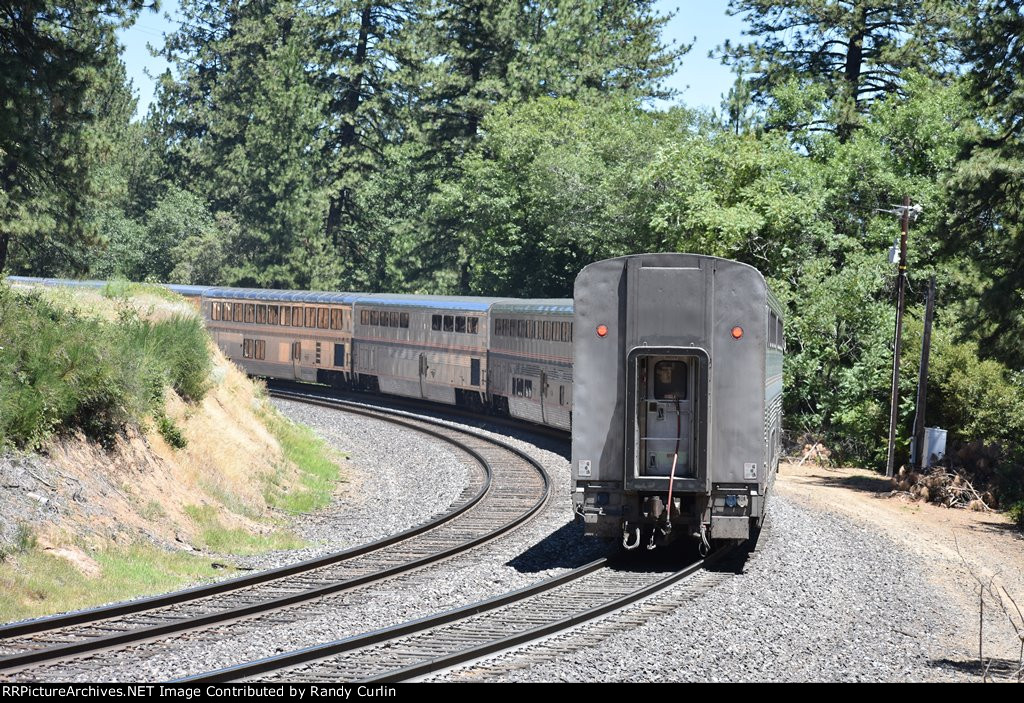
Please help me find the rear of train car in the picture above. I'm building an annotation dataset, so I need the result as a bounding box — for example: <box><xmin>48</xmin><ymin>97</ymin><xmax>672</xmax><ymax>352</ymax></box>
<box><xmin>571</xmin><ymin>253</ymin><xmax>783</xmax><ymax>550</ymax></box>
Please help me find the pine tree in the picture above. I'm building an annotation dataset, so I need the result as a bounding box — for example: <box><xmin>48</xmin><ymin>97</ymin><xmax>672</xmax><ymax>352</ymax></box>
<box><xmin>0</xmin><ymin>0</ymin><xmax>144</xmax><ymax>273</ymax></box>
<box><xmin>719</xmin><ymin>0</ymin><xmax>957</xmax><ymax>139</ymax></box>
<box><xmin>943</xmin><ymin>0</ymin><xmax>1024</xmax><ymax>368</ymax></box>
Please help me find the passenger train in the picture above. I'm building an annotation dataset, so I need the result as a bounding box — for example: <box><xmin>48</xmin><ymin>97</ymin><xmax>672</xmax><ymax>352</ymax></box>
<box><xmin>8</xmin><ymin>253</ymin><xmax>783</xmax><ymax>549</ymax></box>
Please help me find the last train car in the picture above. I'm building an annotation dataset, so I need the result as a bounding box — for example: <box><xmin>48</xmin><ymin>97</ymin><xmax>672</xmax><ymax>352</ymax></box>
<box><xmin>571</xmin><ymin>253</ymin><xmax>784</xmax><ymax>550</ymax></box>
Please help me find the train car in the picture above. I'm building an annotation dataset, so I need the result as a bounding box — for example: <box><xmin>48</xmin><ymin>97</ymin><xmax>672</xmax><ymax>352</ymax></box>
<box><xmin>571</xmin><ymin>253</ymin><xmax>783</xmax><ymax>550</ymax></box>
<box><xmin>351</xmin><ymin>295</ymin><xmax>499</xmax><ymax>407</ymax></box>
<box><xmin>203</xmin><ymin>287</ymin><xmax>358</xmax><ymax>383</ymax></box>
<box><xmin>488</xmin><ymin>300</ymin><xmax>574</xmax><ymax>430</ymax></box>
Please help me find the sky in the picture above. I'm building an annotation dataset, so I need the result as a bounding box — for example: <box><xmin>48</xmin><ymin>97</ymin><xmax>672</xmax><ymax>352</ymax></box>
<box><xmin>116</xmin><ymin>1</ymin><xmax>749</xmax><ymax>119</ymax></box>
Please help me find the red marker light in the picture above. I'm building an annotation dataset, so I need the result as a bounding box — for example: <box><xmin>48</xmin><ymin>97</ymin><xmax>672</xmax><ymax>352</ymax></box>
<box><xmin>731</xmin><ymin>326</ymin><xmax>743</xmax><ymax>339</ymax></box>
<box><xmin>596</xmin><ymin>325</ymin><xmax>608</xmax><ymax>337</ymax></box>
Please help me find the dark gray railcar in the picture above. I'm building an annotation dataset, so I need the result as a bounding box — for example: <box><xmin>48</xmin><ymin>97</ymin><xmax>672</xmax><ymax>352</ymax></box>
<box><xmin>572</xmin><ymin>253</ymin><xmax>783</xmax><ymax>549</ymax></box>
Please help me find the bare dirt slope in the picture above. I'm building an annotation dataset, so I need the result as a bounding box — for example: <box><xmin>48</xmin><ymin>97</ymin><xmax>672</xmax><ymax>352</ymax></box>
<box><xmin>777</xmin><ymin>460</ymin><xmax>1024</xmax><ymax>681</ymax></box>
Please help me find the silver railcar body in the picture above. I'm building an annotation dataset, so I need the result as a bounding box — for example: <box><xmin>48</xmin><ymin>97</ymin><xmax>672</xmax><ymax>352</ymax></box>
<box><xmin>488</xmin><ymin>300</ymin><xmax>574</xmax><ymax>431</ymax></box>
<box><xmin>203</xmin><ymin>288</ymin><xmax>359</xmax><ymax>384</ymax></box>
<box><xmin>351</xmin><ymin>295</ymin><xmax>499</xmax><ymax>406</ymax></box>
<box><xmin>571</xmin><ymin>253</ymin><xmax>783</xmax><ymax>547</ymax></box>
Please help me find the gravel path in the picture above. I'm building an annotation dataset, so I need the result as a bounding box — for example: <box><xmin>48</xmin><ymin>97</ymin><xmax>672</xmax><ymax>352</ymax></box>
<box><xmin>21</xmin><ymin>399</ymin><xmax>607</xmax><ymax>682</ymax></box>
<box><xmin>432</xmin><ymin>493</ymin><xmax>965</xmax><ymax>682</ymax></box>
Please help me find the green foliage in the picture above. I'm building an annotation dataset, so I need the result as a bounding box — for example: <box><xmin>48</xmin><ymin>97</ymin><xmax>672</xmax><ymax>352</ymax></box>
<box><xmin>719</xmin><ymin>0</ymin><xmax>959</xmax><ymax>138</ymax></box>
<box><xmin>1</xmin><ymin>2</ymin><xmax>146</xmax><ymax>274</ymax></box>
<box><xmin>0</xmin><ymin>284</ymin><xmax>211</xmax><ymax>449</ymax></box>
<box><xmin>1008</xmin><ymin>501</ymin><xmax>1024</xmax><ymax>529</ymax></box>
<box><xmin>156</xmin><ymin>414</ymin><xmax>187</xmax><ymax>449</ymax></box>
<box><xmin>436</xmin><ymin>98</ymin><xmax>690</xmax><ymax>296</ymax></box>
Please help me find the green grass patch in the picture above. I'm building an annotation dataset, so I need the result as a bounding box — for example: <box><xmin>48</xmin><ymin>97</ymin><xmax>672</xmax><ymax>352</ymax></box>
<box><xmin>0</xmin><ymin>545</ymin><xmax>234</xmax><ymax>623</ymax></box>
<box><xmin>183</xmin><ymin>505</ymin><xmax>303</xmax><ymax>555</ymax></box>
<box><xmin>259</xmin><ymin>406</ymin><xmax>344</xmax><ymax>514</ymax></box>
<box><xmin>0</xmin><ymin>282</ymin><xmax>211</xmax><ymax>449</ymax></box>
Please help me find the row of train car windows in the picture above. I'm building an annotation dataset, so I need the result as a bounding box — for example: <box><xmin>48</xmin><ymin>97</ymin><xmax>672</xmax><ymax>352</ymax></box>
<box><xmin>361</xmin><ymin>309</ymin><xmax>411</xmax><ymax>328</ymax></box>
<box><xmin>768</xmin><ymin>311</ymin><xmax>785</xmax><ymax>351</ymax></box>
<box><xmin>494</xmin><ymin>318</ymin><xmax>573</xmax><ymax>343</ymax></box>
<box><xmin>212</xmin><ymin>302</ymin><xmax>349</xmax><ymax>331</ymax></box>
<box><xmin>431</xmin><ymin>314</ymin><xmax>480</xmax><ymax>334</ymax></box>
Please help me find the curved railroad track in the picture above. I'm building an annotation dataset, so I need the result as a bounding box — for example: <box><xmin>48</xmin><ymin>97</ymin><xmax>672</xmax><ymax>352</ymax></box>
<box><xmin>182</xmin><ymin>545</ymin><xmax>746</xmax><ymax>683</ymax></box>
<box><xmin>0</xmin><ymin>392</ymin><xmax>550</xmax><ymax>677</ymax></box>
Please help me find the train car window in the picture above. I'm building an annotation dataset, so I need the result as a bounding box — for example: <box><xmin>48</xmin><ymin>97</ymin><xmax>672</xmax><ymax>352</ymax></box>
<box><xmin>654</xmin><ymin>360</ymin><xmax>688</xmax><ymax>400</ymax></box>
<box><xmin>455</xmin><ymin>316</ymin><xmax>466</xmax><ymax>333</ymax></box>
<box><xmin>552</xmin><ymin>322</ymin><xmax>562</xmax><ymax>342</ymax></box>
<box><xmin>256</xmin><ymin>340</ymin><xmax>265</xmax><ymax>360</ymax></box>
<box><xmin>400</xmin><ymin>312</ymin><xmax>409</xmax><ymax>329</ymax></box>
<box><xmin>559</xmin><ymin>385</ymin><xmax>565</xmax><ymax>406</ymax></box>
<box><xmin>303</xmin><ymin>307</ymin><xmax>314</xmax><ymax>328</ymax></box>
<box><xmin>255</xmin><ymin>305</ymin><xmax>265</xmax><ymax>324</ymax></box>
<box><xmin>292</xmin><ymin>341</ymin><xmax>301</xmax><ymax>360</ymax></box>
<box><xmin>493</xmin><ymin>318</ymin><xmax>500</xmax><ymax>336</ymax></box>
<box><xmin>369</xmin><ymin>310</ymin><xmax>378</xmax><ymax>326</ymax></box>
<box><xmin>280</xmin><ymin>306</ymin><xmax>290</xmax><ymax>326</ymax></box>
<box><xmin>318</xmin><ymin>307</ymin><xmax>329</xmax><ymax>329</ymax></box>
<box><xmin>540</xmin><ymin>321</ymin><xmax>549</xmax><ymax>340</ymax></box>
<box><xmin>268</xmin><ymin>305</ymin><xmax>279</xmax><ymax>325</ymax></box>
<box><xmin>334</xmin><ymin>343</ymin><xmax>345</xmax><ymax>367</ymax></box>
<box><xmin>569</xmin><ymin>322</ymin><xmax>573</xmax><ymax>342</ymax></box>
<box><xmin>561</xmin><ymin>322</ymin><xmax>570</xmax><ymax>343</ymax></box>
<box><xmin>432</xmin><ymin>314</ymin><xmax>442</xmax><ymax>331</ymax></box>
<box><xmin>330</xmin><ymin>309</ymin><xmax>340</xmax><ymax>330</ymax></box>
<box><xmin>243</xmin><ymin>339</ymin><xmax>253</xmax><ymax>359</ymax></box>
<box><xmin>467</xmin><ymin>317</ymin><xmax>477</xmax><ymax>334</ymax></box>
<box><xmin>231</xmin><ymin>303</ymin><xmax>241</xmax><ymax>322</ymax></box>
<box><xmin>528</xmin><ymin>320</ymin><xmax>536</xmax><ymax>339</ymax></box>
<box><xmin>210</xmin><ymin>302</ymin><xmax>220</xmax><ymax>321</ymax></box>
<box><xmin>388</xmin><ymin>311</ymin><xmax>397</xmax><ymax>327</ymax></box>
<box><xmin>443</xmin><ymin>315</ymin><xmax>454</xmax><ymax>332</ymax></box>
<box><xmin>514</xmin><ymin>378</ymin><xmax>522</xmax><ymax>396</ymax></box>
<box><xmin>524</xmin><ymin>379</ymin><xmax>533</xmax><ymax>398</ymax></box>
<box><xmin>221</xmin><ymin>303</ymin><xmax>231</xmax><ymax>322</ymax></box>
<box><xmin>244</xmin><ymin>304</ymin><xmax>254</xmax><ymax>323</ymax></box>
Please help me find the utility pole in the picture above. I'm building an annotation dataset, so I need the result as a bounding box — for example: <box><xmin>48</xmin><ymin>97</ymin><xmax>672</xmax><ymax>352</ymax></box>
<box><xmin>885</xmin><ymin>195</ymin><xmax>911</xmax><ymax>478</ymax></box>
<box><xmin>913</xmin><ymin>275</ymin><xmax>937</xmax><ymax>470</ymax></box>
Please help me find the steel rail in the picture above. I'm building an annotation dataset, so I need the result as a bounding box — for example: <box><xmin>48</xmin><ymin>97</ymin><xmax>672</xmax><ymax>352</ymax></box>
<box><xmin>182</xmin><ymin>547</ymin><xmax>737</xmax><ymax>683</ymax></box>
<box><xmin>0</xmin><ymin>394</ymin><xmax>550</xmax><ymax>673</ymax></box>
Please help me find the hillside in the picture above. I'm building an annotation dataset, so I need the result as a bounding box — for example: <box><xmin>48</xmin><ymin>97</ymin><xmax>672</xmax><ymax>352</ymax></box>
<box><xmin>0</xmin><ymin>282</ymin><xmax>345</xmax><ymax>623</ymax></box>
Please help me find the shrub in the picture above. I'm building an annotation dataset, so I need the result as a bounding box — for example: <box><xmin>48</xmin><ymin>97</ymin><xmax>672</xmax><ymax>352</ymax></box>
<box><xmin>0</xmin><ymin>283</ymin><xmax>211</xmax><ymax>449</ymax></box>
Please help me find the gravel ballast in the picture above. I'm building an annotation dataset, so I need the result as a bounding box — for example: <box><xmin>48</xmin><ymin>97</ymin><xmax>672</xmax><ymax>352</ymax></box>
<box><xmin>435</xmin><ymin>493</ymin><xmax>965</xmax><ymax>683</ymax></box>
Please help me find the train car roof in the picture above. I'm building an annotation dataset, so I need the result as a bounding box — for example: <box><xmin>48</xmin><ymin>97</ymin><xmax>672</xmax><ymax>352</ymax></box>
<box><xmin>354</xmin><ymin>294</ymin><xmax>505</xmax><ymax>312</ymax></box>
<box><xmin>203</xmin><ymin>287</ymin><xmax>362</xmax><ymax>304</ymax></box>
<box><xmin>490</xmin><ymin>299</ymin><xmax>573</xmax><ymax>315</ymax></box>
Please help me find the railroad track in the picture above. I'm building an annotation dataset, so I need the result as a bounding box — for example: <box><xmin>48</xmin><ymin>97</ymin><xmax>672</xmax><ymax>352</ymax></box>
<box><xmin>0</xmin><ymin>392</ymin><xmax>550</xmax><ymax>677</ymax></box>
<box><xmin>181</xmin><ymin>546</ymin><xmax>745</xmax><ymax>683</ymax></box>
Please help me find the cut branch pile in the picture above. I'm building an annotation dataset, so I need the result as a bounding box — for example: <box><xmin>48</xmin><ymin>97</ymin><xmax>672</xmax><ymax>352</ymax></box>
<box><xmin>895</xmin><ymin>466</ymin><xmax>996</xmax><ymax>511</ymax></box>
